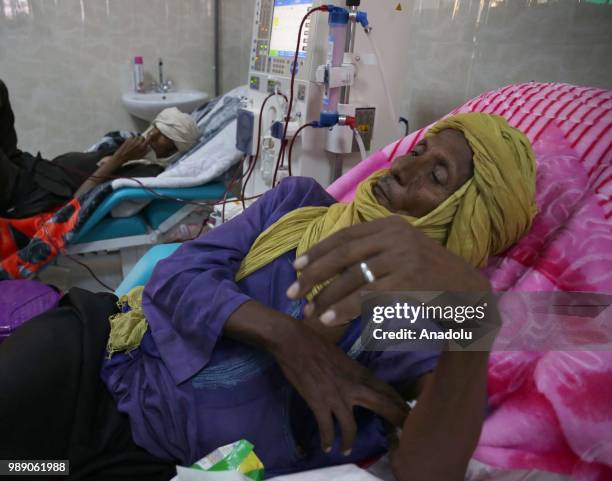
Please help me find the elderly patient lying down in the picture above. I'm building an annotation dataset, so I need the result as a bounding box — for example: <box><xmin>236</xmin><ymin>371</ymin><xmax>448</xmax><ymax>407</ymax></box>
<box><xmin>0</xmin><ymin>76</ymin><xmax>199</xmax><ymax>218</ymax></box>
<box><xmin>102</xmin><ymin>114</ymin><xmax>535</xmax><ymax>472</ymax></box>
<box><xmin>0</xmin><ymin>113</ymin><xmax>536</xmax><ymax>481</ymax></box>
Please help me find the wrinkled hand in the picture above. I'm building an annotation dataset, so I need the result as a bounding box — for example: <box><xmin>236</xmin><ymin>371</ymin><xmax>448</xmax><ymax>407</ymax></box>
<box><xmin>226</xmin><ymin>300</ymin><xmax>409</xmax><ymax>455</ymax></box>
<box><xmin>111</xmin><ymin>135</ymin><xmax>149</xmax><ymax>166</ymax></box>
<box><xmin>282</xmin><ymin>216</ymin><xmax>493</xmax><ymax>479</ymax></box>
<box><xmin>287</xmin><ymin>216</ymin><xmax>490</xmax><ymax>327</ymax></box>
<box><xmin>269</xmin><ymin>319</ymin><xmax>409</xmax><ymax>454</ymax></box>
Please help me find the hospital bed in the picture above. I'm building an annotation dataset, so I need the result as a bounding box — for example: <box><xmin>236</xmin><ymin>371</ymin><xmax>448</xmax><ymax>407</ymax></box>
<box><xmin>66</xmin><ymin>183</ymin><xmax>227</xmax><ymax>277</ymax></box>
<box><xmin>59</xmin><ymin>87</ymin><xmax>248</xmax><ymax>278</ymax></box>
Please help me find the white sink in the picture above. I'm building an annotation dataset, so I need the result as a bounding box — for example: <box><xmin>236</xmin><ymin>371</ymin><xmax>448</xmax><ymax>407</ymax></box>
<box><xmin>121</xmin><ymin>89</ymin><xmax>208</xmax><ymax>122</ymax></box>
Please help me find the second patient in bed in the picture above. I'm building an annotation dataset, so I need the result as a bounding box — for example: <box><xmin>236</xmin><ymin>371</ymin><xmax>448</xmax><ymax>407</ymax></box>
<box><xmin>73</xmin><ymin>107</ymin><xmax>200</xmax><ymax>197</ymax></box>
<box><xmin>0</xmin><ymin>77</ymin><xmax>199</xmax><ymax>218</ymax></box>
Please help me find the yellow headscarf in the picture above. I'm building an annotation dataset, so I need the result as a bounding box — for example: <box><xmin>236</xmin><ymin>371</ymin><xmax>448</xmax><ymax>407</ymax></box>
<box><xmin>236</xmin><ymin>113</ymin><xmax>536</xmax><ymax>294</ymax></box>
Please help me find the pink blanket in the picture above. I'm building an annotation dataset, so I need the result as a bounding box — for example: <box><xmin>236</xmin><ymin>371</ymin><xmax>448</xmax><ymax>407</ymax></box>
<box><xmin>328</xmin><ymin>82</ymin><xmax>612</xmax><ymax>480</ymax></box>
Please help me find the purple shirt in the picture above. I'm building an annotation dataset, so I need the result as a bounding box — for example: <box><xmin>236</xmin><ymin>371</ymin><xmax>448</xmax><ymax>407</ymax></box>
<box><xmin>101</xmin><ymin>177</ymin><xmax>438</xmax><ymax>477</ymax></box>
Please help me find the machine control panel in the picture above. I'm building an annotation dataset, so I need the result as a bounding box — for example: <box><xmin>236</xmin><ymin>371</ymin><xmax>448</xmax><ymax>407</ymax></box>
<box><xmin>250</xmin><ymin>0</ymin><xmax>274</xmax><ymax>75</ymax></box>
<box><xmin>250</xmin><ymin>0</ymin><xmax>314</xmax><ymax>85</ymax></box>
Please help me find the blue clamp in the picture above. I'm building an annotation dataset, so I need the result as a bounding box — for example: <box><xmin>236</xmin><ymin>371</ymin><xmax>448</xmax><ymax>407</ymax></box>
<box><xmin>312</xmin><ymin>111</ymin><xmax>339</xmax><ymax>128</ymax></box>
<box><xmin>327</xmin><ymin>5</ymin><xmax>349</xmax><ymax>25</ymax></box>
<box><xmin>356</xmin><ymin>11</ymin><xmax>369</xmax><ymax>29</ymax></box>
<box><xmin>271</xmin><ymin>121</ymin><xmax>286</xmax><ymax>139</ymax></box>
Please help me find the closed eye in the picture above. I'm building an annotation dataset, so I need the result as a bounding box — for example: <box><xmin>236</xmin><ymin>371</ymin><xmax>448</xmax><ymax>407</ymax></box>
<box><xmin>431</xmin><ymin>165</ymin><xmax>448</xmax><ymax>186</ymax></box>
<box><xmin>410</xmin><ymin>142</ymin><xmax>426</xmax><ymax>156</ymax></box>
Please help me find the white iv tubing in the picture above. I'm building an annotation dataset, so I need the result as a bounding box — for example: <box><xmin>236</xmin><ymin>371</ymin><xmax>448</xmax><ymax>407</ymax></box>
<box><xmin>353</xmin><ymin>128</ymin><xmax>367</xmax><ymax>162</ymax></box>
<box><xmin>365</xmin><ymin>30</ymin><xmax>402</xmax><ymax>138</ymax></box>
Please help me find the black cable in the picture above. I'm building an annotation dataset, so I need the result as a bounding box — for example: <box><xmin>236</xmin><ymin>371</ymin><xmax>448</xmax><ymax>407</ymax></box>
<box><xmin>287</xmin><ymin>123</ymin><xmax>314</xmax><ymax>178</ymax></box>
<box><xmin>272</xmin><ymin>139</ymin><xmax>287</xmax><ymax>187</ymax></box>
<box><xmin>64</xmin><ymin>254</ymin><xmax>115</xmax><ymax>292</ymax></box>
<box><xmin>220</xmin><ymin>160</ymin><xmax>244</xmax><ymax>223</ymax></box>
<box><xmin>240</xmin><ymin>155</ymin><xmax>254</xmax><ymax>210</ymax></box>
<box><xmin>399</xmin><ymin>117</ymin><xmax>409</xmax><ymax>136</ymax></box>
<box><xmin>240</xmin><ymin>93</ymin><xmax>275</xmax><ymax>206</ymax></box>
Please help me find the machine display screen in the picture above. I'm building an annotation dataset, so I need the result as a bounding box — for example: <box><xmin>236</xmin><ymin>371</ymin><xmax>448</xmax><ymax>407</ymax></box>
<box><xmin>269</xmin><ymin>0</ymin><xmax>313</xmax><ymax>59</ymax></box>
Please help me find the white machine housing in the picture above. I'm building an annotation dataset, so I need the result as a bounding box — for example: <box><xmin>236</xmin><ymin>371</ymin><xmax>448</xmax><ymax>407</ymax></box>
<box><xmin>238</xmin><ymin>0</ymin><xmax>373</xmax><ymax>197</ymax></box>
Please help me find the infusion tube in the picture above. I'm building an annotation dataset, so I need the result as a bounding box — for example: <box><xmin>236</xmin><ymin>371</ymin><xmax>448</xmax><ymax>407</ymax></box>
<box><xmin>322</xmin><ymin>19</ymin><xmax>348</xmax><ymax>115</ymax></box>
<box><xmin>314</xmin><ymin>6</ymin><xmax>369</xmax><ymax>129</ymax></box>
<box><xmin>340</xmin><ymin>5</ymin><xmax>358</xmax><ymax>105</ymax></box>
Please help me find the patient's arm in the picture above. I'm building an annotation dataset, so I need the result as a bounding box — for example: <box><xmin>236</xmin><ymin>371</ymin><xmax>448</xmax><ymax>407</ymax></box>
<box><xmin>392</xmin><ymin>351</ymin><xmax>489</xmax><ymax>481</ymax></box>
<box><xmin>74</xmin><ymin>136</ymin><xmax>149</xmax><ymax>197</ymax></box>
<box><xmin>74</xmin><ymin>155</ymin><xmax>123</xmax><ymax>197</ymax></box>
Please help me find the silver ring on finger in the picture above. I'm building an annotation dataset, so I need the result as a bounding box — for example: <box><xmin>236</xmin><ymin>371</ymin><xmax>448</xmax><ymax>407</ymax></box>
<box><xmin>359</xmin><ymin>261</ymin><xmax>376</xmax><ymax>284</ymax></box>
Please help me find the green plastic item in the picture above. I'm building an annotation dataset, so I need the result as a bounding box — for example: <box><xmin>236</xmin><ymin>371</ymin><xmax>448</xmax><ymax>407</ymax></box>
<box><xmin>190</xmin><ymin>439</ymin><xmax>264</xmax><ymax>481</ymax></box>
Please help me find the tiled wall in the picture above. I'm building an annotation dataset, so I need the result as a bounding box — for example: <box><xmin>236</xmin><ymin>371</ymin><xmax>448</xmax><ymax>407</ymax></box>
<box><xmin>353</xmin><ymin>0</ymin><xmax>612</xmax><ymax>149</ymax></box>
<box><xmin>219</xmin><ymin>0</ymin><xmax>255</xmax><ymax>93</ymax></box>
<box><xmin>2</xmin><ymin>0</ymin><xmax>610</xmax><ymax>159</ymax></box>
<box><xmin>0</xmin><ymin>0</ymin><xmax>215</xmax><ymax>158</ymax></box>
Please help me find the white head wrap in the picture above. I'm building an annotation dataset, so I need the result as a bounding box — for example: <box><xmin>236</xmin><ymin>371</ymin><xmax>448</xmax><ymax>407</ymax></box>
<box><xmin>150</xmin><ymin>107</ymin><xmax>200</xmax><ymax>153</ymax></box>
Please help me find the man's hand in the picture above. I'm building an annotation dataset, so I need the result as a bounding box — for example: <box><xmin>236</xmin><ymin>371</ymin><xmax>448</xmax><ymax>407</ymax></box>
<box><xmin>224</xmin><ymin>300</ymin><xmax>408</xmax><ymax>454</ymax></box>
<box><xmin>287</xmin><ymin>216</ymin><xmax>490</xmax><ymax>327</ymax></box>
<box><xmin>110</xmin><ymin>135</ymin><xmax>149</xmax><ymax>166</ymax></box>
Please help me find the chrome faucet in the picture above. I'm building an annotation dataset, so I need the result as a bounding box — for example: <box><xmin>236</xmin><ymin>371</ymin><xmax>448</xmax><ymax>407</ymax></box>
<box><xmin>158</xmin><ymin>58</ymin><xmax>164</xmax><ymax>87</ymax></box>
<box><xmin>153</xmin><ymin>57</ymin><xmax>173</xmax><ymax>93</ymax></box>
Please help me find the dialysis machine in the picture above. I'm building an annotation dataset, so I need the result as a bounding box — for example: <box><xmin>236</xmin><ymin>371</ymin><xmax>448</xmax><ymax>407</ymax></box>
<box><xmin>236</xmin><ymin>0</ymin><xmax>376</xmax><ymax>197</ymax></box>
